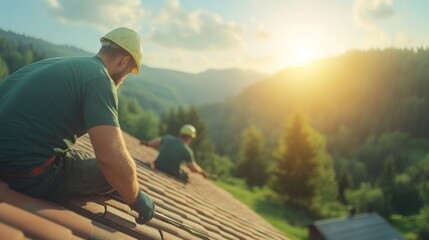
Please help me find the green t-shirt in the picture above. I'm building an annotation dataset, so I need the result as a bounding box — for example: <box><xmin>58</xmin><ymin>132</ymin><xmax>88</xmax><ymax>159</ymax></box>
<box><xmin>155</xmin><ymin>135</ymin><xmax>195</xmax><ymax>175</ymax></box>
<box><xmin>0</xmin><ymin>56</ymin><xmax>119</xmax><ymax>173</ymax></box>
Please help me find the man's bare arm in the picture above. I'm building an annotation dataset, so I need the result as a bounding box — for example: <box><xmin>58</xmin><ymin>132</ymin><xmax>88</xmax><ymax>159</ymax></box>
<box><xmin>88</xmin><ymin>125</ymin><xmax>139</xmax><ymax>205</ymax></box>
<box><xmin>141</xmin><ymin>137</ymin><xmax>162</xmax><ymax>148</ymax></box>
<box><xmin>187</xmin><ymin>162</ymin><xmax>208</xmax><ymax>178</ymax></box>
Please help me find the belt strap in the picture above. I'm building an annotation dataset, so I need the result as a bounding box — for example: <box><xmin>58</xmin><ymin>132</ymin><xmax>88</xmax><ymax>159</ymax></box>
<box><xmin>0</xmin><ymin>156</ymin><xmax>57</xmax><ymax>178</ymax></box>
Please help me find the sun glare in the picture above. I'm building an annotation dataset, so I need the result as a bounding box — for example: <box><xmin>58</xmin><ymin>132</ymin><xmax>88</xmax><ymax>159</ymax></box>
<box><xmin>276</xmin><ymin>39</ymin><xmax>321</xmax><ymax>69</ymax></box>
<box><xmin>291</xmin><ymin>41</ymin><xmax>319</xmax><ymax>66</ymax></box>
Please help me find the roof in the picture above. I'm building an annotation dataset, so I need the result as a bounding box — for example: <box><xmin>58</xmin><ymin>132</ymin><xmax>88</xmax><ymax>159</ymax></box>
<box><xmin>0</xmin><ymin>131</ymin><xmax>288</xmax><ymax>240</ymax></box>
<box><xmin>309</xmin><ymin>212</ymin><xmax>403</xmax><ymax>240</ymax></box>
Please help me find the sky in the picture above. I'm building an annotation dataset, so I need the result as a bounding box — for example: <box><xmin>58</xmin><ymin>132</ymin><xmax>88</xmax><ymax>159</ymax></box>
<box><xmin>0</xmin><ymin>0</ymin><xmax>428</xmax><ymax>74</ymax></box>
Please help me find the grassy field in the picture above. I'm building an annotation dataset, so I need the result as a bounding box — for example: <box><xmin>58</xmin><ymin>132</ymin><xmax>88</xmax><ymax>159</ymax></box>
<box><xmin>391</xmin><ymin>214</ymin><xmax>419</xmax><ymax>240</ymax></box>
<box><xmin>212</xmin><ymin>177</ymin><xmax>314</xmax><ymax>240</ymax></box>
<box><xmin>213</xmin><ymin>178</ymin><xmax>417</xmax><ymax>240</ymax></box>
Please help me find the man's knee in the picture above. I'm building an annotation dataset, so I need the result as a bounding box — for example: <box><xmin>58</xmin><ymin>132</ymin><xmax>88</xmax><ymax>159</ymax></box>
<box><xmin>53</xmin><ymin>151</ymin><xmax>113</xmax><ymax>198</ymax></box>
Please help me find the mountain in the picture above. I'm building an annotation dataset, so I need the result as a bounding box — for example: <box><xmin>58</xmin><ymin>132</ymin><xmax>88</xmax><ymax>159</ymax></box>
<box><xmin>200</xmin><ymin>48</ymin><xmax>429</xmax><ymax>170</ymax></box>
<box><xmin>122</xmin><ymin>66</ymin><xmax>266</xmax><ymax>114</ymax></box>
<box><xmin>0</xmin><ymin>28</ymin><xmax>266</xmax><ymax>113</ymax></box>
<box><xmin>207</xmin><ymin>48</ymin><xmax>429</xmax><ymax>225</ymax></box>
<box><xmin>0</xmin><ymin>29</ymin><xmax>92</xmax><ymax>58</ymax></box>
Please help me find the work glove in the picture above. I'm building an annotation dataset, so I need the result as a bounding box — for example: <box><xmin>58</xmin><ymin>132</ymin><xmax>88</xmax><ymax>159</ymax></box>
<box><xmin>131</xmin><ymin>189</ymin><xmax>155</xmax><ymax>224</ymax></box>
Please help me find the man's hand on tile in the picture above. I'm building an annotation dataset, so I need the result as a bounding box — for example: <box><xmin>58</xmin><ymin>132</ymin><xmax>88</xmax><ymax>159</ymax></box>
<box><xmin>131</xmin><ymin>189</ymin><xmax>155</xmax><ymax>224</ymax></box>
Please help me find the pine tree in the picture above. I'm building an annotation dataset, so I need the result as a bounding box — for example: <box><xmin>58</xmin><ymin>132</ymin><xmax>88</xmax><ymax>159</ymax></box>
<box><xmin>377</xmin><ymin>155</ymin><xmax>396</xmax><ymax>188</ymax></box>
<box><xmin>235</xmin><ymin>125</ymin><xmax>267</xmax><ymax>187</ymax></box>
<box><xmin>271</xmin><ymin>111</ymin><xmax>336</xmax><ymax>206</ymax></box>
<box><xmin>338</xmin><ymin>166</ymin><xmax>353</xmax><ymax>203</ymax></box>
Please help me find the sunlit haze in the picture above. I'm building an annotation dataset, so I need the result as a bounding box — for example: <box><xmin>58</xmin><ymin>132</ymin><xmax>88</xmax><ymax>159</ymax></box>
<box><xmin>0</xmin><ymin>0</ymin><xmax>428</xmax><ymax>74</ymax></box>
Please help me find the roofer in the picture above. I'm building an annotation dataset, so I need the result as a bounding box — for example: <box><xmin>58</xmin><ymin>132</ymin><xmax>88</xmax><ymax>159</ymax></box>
<box><xmin>141</xmin><ymin>124</ymin><xmax>208</xmax><ymax>182</ymax></box>
<box><xmin>0</xmin><ymin>27</ymin><xmax>154</xmax><ymax>223</ymax></box>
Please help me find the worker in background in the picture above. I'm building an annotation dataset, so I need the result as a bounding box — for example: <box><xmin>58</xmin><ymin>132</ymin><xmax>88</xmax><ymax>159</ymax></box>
<box><xmin>0</xmin><ymin>27</ymin><xmax>154</xmax><ymax>224</ymax></box>
<box><xmin>141</xmin><ymin>124</ymin><xmax>208</xmax><ymax>182</ymax></box>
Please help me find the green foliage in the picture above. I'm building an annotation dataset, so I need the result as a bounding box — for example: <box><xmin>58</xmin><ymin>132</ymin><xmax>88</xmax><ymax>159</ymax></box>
<box><xmin>0</xmin><ymin>36</ymin><xmax>45</xmax><ymax>75</ymax></box>
<box><xmin>201</xmin><ymin>153</ymin><xmax>232</xmax><ymax>179</ymax></box>
<box><xmin>271</xmin><ymin>112</ymin><xmax>318</xmax><ymax>205</ymax></box>
<box><xmin>377</xmin><ymin>155</ymin><xmax>396</xmax><ymax>188</ymax></box>
<box><xmin>355</xmin><ymin>131</ymin><xmax>417</xmax><ymax>178</ymax></box>
<box><xmin>120</xmin><ymin>66</ymin><xmax>266</xmax><ymax>115</ymax></box>
<box><xmin>235</xmin><ymin>125</ymin><xmax>268</xmax><ymax>187</ymax></box>
<box><xmin>0</xmin><ymin>29</ymin><xmax>90</xmax><ymax>59</ymax></box>
<box><xmin>389</xmin><ymin>173</ymin><xmax>423</xmax><ymax>215</ymax></box>
<box><xmin>311</xmin><ymin>168</ymin><xmax>344</xmax><ymax>218</ymax></box>
<box><xmin>335</xmin><ymin>158</ymin><xmax>367</xmax><ymax>188</ymax></box>
<box><xmin>118</xmin><ymin>96</ymin><xmax>160</xmax><ymax>140</ymax></box>
<box><xmin>345</xmin><ymin>182</ymin><xmax>387</xmax><ymax>215</ymax></box>
<box><xmin>0</xmin><ymin>56</ymin><xmax>8</xmax><ymax>81</ymax></box>
<box><xmin>338</xmin><ymin>166</ymin><xmax>353</xmax><ymax>203</ymax></box>
<box><xmin>390</xmin><ymin>214</ymin><xmax>418</xmax><ymax>240</ymax></box>
<box><xmin>213</xmin><ymin>177</ymin><xmax>310</xmax><ymax>240</ymax></box>
<box><xmin>200</xmin><ymin>51</ymin><xmax>429</xmax><ymax>219</ymax></box>
<box><xmin>416</xmin><ymin>206</ymin><xmax>429</xmax><ymax>240</ymax></box>
<box><xmin>414</xmin><ymin>155</ymin><xmax>429</xmax><ymax>205</ymax></box>
<box><xmin>419</xmin><ymin>181</ymin><xmax>429</xmax><ymax>206</ymax></box>
<box><xmin>271</xmin><ymin>111</ymin><xmax>338</xmax><ymax>211</ymax></box>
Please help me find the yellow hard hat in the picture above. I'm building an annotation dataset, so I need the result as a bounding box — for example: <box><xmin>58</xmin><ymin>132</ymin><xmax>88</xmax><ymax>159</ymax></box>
<box><xmin>180</xmin><ymin>124</ymin><xmax>197</xmax><ymax>138</ymax></box>
<box><xmin>100</xmin><ymin>27</ymin><xmax>143</xmax><ymax>74</ymax></box>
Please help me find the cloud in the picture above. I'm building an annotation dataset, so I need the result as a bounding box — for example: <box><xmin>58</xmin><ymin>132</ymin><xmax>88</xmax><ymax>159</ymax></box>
<box><xmin>45</xmin><ymin>0</ymin><xmax>145</xmax><ymax>31</ymax></box>
<box><xmin>354</xmin><ymin>0</ymin><xmax>396</xmax><ymax>29</ymax></box>
<box><xmin>353</xmin><ymin>0</ymin><xmax>417</xmax><ymax>49</ymax></box>
<box><xmin>147</xmin><ymin>0</ymin><xmax>244</xmax><ymax>51</ymax></box>
<box><xmin>255</xmin><ymin>24</ymin><xmax>271</xmax><ymax>42</ymax></box>
<box><xmin>364</xmin><ymin>30</ymin><xmax>414</xmax><ymax>48</ymax></box>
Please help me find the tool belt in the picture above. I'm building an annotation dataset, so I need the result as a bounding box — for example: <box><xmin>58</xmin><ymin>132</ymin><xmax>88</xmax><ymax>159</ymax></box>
<box><xmin>0</xmin><ymin>155</ymin><xmax>57</xmax><ymax>178</ymax></box>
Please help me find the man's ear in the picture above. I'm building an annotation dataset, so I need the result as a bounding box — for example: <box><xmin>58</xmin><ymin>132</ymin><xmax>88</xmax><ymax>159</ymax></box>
<box><xmin>120</xmin><ymin>55</ymin><xmax>132</xmax><ymax>67</ymax></box>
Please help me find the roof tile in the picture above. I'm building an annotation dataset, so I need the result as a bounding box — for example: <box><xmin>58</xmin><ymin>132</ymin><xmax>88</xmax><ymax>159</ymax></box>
<box><xmin>199</xmin><ymin>220</ymin><xmax>222</xmax><ymax>234</ymax></box>
<box><xmin>160</xmin><ymin>230</ymin><xmax>185</xmax><ymax>240</ymax></box>
<box><xmin>155</xmin><ymin>206</ymin><xmax>184</xmax><ymax>225</ymax></box>
<box><xmin>68</xmin><ymin>197</ymin><xmax>106</xmax><ymax>217</ymax></box>
<box><xmin>91</xmin><ymin>221</ymin><xmax>137</xmax><ymax>240</ymax></box>
<box><xmin>90</xmin><ymin>195</ymin><xmax>131</xmax><ymax>213</ymax></box>
<box><xmin>0</xmin><ymin>202</ymin><xmax>75</xmax><ymax>240</ymax></box>
<box><xmin>182</xmin><ymin>218</ymin><xmax>209</xmax><ymax>236</ymax></box>
<box><xmin>0</xmin><ymin>187</ymin><xmax>93</xmax><ymax>239</ymax></box>
<box><xmin>1</xmin><ymin>131</ymin><xmax>289</xmax><ymax>240</ymax></box>
<box><xmin>147</xmin><ymin>183</ymin><xmax>166</xmax><ymax>196</ymax></box>
<box><xmin>218</xmin><ymin>229</ymin><xmax>241</xmax><ymax>240</ymax></box>
<box><xmin>164</xmin><ymin>189</ymin><xmax>191</xmax><ymax>206</ymax></box>
<box><xmin>104</xmin><ymin>205</ymin><xmax>163</xmax><ymax>240</ymax></box>
<box><xmin>147</xmin><ymin>218</ymin><xmax>199</xmax><ymax>240</ymax></box>
<box><xmin>0</xmin><ymin>222</ymin><xmax>25</xmax><ymax>240</ymax></box>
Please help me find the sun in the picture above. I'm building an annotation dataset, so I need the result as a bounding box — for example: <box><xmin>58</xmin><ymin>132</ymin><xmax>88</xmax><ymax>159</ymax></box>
<box><xmin>292</xmin><ymin>44</ymin><xmax>316</xmax><ymax>65</ymax></box>
<box><xmin>292</xmin><ymin>42</ymin><xmax>318</xmax><ymax>65</ymax></box>
<box><xmin>276</xmin><ymin>39</ymin><xmax>321</xmax><ymax>69</ymax></box>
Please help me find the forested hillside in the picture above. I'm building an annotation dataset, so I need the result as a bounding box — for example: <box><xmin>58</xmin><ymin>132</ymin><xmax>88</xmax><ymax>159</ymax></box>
<box><xmin>122</xmin><ymin>66</ymin><xmax>265</xmax><ymax>114</ymax></box>
<box><xmin>200</xmin><ymin>48</ymin><xmax>429</xmax><ymax>238</ymax></box>
<box><xmin>202</xmin><ymin>48</ymin><xmax>429</xmax><ymax>170</ymax></box>
<box><xmin>0</xmin><ymin>29</ymin><xmax>91</xmax><ymax>59</ymax></box>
